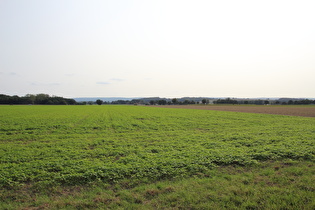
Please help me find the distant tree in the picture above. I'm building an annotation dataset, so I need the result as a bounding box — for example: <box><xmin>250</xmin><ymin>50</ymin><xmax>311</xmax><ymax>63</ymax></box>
<box><xmin>158</xmin><ymin>100</ymin><xmax>167</xmax><ymax>105</ymax></box>
<box><xmin>25</xmin><ymin>94</ymin><xmax>36</xmax><ymax>104</ymax></box>
<box><xmin>172</xmin><ymin>98</ymin><xmax>178</xmax><ymax>104</ymax></box>
<box><xmin>264</xmin><ymin>100</ymin><xmax>270</xmax><ymax>105</ymax></box>
<box><xmin>253</xmin><ymin>100</ymin><xmax>263</xmax><ymax>105</ymax></box>
<box><xmin>35</xmin><ymin>93</ymin><xmax>50</xmax><ymax>104</ymax></box>
<box><xmin>302</xmin><ymin>99</ymin><xmax>312</xmax><ymax>105</ymax></box>
<box><xmin>96</xmin><ymin>99</ymin><xmax>103</xmax><ymax>105</ymax></box>
<box><xmin>65</xmin><ymin>98</ymin><xmax>76</xmax><ymax>105</ymax></box>
<box><xmin>202</xmin><ymin>99</ymin><xmax>207</xmax><ymax>104</ymax></box>
<box><xmin>215</xmin><ymin>98</ymin><xmax>238</xmax><ymax>105</ymax></box>
<box><xmin>149</xmin><ymin>100</ymin><xmax>155</xmax><ymax>105</ymax></box>
<box><xmin>10</xmin><ymin>95</ymin><xmax>20</xmax><ymax>104</ymax></box>
<box><xmin>0</xmin><ymin>93</ymin><xmax>77</xmax><ymax>105</ymax></box>
<box><xmin>131</xmin><ymin>99</ymin><xmax>142</xmax><ymax>104</ymax></box>
<box><xmin>0</xmin><ymin>94</ymin><xmax>10</xmax><ymax>104</ymax></box>
<box><xmin>111</xmin><ymin>100</ymin><xmax>130</xmax><ymax>104</ymax></box>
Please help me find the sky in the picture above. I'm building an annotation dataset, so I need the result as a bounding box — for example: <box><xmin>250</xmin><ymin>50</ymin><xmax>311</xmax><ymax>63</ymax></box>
<box><xmin>1</xmin><ymin>0</ymin><xmax>315</xmax><ymax>99</ymax></box>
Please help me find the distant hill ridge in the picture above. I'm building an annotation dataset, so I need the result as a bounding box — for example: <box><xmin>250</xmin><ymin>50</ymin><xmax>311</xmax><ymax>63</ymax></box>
<box><xmin>74</xmin><ymin>97</ymin><xmax>219</xmax><ymax>103</ymax></box>
<box><xmin>73</xmin><ymin>97</ymin><xmax>137</xmax><ymax>102</ymax></box>
<box><xmin>73</xmin><ymin>97</ymin><xmax>315</xmax><ymax>103</ymax></box>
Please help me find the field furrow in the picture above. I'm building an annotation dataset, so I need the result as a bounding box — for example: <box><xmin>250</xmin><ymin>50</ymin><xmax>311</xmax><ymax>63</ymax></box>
<box><xmin>0</xmin><ymin>105</ymin><xmax>314</xmax><ymax>188</ymax></box>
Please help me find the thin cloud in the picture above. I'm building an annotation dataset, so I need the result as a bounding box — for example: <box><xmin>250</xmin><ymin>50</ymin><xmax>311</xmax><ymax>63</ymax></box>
<box><xmin>110</xmin><ymin>78</ymin><xmax>124</xmax><ymax>82</ymax></box>
<box><xmin>0</xmin><ymin>72</ymin><xmax>18</xmax><ymax>76</ymax></box>
<box><xmin>97</xmin><ymin>79</ymin><xmax>123</xmax><ymax>85</ymax></box>
<box><xmin>96</xmin><ymin>81</ymin><xmax>111</xmax><ymax>85</ymax></box>
<box><xmin>31</xmin><ymin>82</ymin><xmax>61</xmax><ymax>86</ymax></box>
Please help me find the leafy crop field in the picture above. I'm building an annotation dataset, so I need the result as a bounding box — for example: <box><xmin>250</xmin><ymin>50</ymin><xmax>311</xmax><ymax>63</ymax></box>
<box><xmin>0</xmin><ymin>105</ymin><xmax>314</xmax><ymax>209</ymax></box>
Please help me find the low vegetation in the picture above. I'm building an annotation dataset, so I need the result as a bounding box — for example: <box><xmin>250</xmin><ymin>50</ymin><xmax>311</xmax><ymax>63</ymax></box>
<box><xmin>0</xmin><ymin>105</ymin><xmax>314</xmax><ymax>209</ymax></box>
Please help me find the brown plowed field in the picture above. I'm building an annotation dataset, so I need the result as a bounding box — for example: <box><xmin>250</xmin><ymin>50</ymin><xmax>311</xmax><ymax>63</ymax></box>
<box><xmin>151</xmin><ymin>105</ymin><xmax>315</xmax><ymax>117</ymax></box>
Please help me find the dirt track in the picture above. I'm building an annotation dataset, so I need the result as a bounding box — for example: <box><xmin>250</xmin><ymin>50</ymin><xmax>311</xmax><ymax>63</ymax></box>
<box><xmin>151</xmin><ymin>105</ymin><xmax>315</xmax><ymax>117</ymax></box>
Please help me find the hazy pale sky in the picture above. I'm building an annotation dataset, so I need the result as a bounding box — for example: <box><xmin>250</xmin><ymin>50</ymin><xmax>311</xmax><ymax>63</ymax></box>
<box><xmin>1</xmin><ymin>0</ymin><xmax>315</xmax><ymax>98</ymax></box>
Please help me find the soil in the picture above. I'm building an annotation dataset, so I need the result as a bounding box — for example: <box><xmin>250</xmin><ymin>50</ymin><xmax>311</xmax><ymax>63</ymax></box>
<box><xmin>151</xmin><ymin>105</ymin><xmax>315</xmax><ymax>117</ymax></box>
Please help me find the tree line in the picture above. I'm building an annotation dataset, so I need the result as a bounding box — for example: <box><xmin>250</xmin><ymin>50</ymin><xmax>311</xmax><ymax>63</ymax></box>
<box><xmin>285</xmin><ymin>99</ymin><xmax>315</xmax><ymax>105</ymax></box>
<box><xmin>2</xmin><ymin>94</ymin><xmax>314</xmax><ymax>106</ymax></box>
<box><xmin>95</xmin><ymin>98</ymin><xmax>211</xmax><ymax>105</ymax></box>
<box><xmin>0</xmin><ymin>94</ymin><xmax>76</xmax><ymax>105</ymax></box>
<box><xmin>103</xmin><ymin>98</ymin><xmax>315</xmax><ymax>105</ymax></box>
<box><xmin>214</xmin><ymin>98</ymin><xmax>315</xmax><ymax>105</ymax></box>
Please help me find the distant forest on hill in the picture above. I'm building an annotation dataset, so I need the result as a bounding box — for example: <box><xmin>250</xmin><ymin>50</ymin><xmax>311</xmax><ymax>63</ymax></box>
<box><xmin>1</xmin><ymin>94</ymin><xmax>315</xmax><ymax>105</ymax></box>
<box><xmin>0</xmin><ymin>94</ymin><xmax>76</xmax><ymax>105</ymax></box>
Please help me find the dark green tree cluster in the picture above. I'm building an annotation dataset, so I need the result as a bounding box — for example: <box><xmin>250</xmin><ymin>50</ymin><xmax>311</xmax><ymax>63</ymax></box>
<box><xmin>243</xmin><ymin>100</ymin><xmax>267</xmax><ymax>105</ymax></box>
<box><xmin>111</xmin><ymin>100</ymin><xmax>132</xmax><ymax>104</ymax></box>
<box><xmin>96</xmin><ymin>99</ymin><xmax>103</xmax><ymax>105</ymax></box>
<box><xmin>149</xmin><ymin>99</ymin><xmax>170</xmax><ymax>105</ymax></box>
<box><xmin>148</xmin><ymin>98</ymin><xmax>197</xmax><ymax>105</ymax></box>
<box><xmin>214</xmin><ymin>98</ymin><xmax>238</xmax><ymax>104</ymax></box>
<box><xmin>287</xmin><ymin>99</ymin><xmax>315</xmax><ymax>105</ymax></box>
<box><xmin>0</xmin><ymin>94</ymin><xmax>76</xmax><ymax>105</ymax></box>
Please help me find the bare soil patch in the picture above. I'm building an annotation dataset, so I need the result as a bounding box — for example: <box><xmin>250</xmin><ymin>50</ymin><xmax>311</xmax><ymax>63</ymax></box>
<box><xmin>151</xmin><ymin>105</ymin><xmax>315</xmax><ymax>117</ymax></box>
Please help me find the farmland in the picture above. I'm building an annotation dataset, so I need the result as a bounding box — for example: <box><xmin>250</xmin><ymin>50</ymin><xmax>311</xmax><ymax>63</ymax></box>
<box><xmin>0</xmin><ymin>105</ymin><xmax>315</xmax><ymax>209</ymax></box>
<box><xmin>152</xmin><ymin>105</ymin><xmax>315</xmax><ymax>117</ymax></box>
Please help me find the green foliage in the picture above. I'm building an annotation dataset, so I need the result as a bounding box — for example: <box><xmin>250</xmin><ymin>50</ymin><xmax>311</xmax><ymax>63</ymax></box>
<box><xmin>96</xmin><ymin>99</ymin><xmax>103</xmax><ymax>105</ymax></box>
<box><xmin>0</xmin><ymin>94</ymin><xmax>76</xmax><ymax>105</ymax></box>
<box><xmin>0</xmin><ymin>105</ymin><xmax>314</xmax><ymax>189</ymax></box>
<box><xmin>214</xmin><ymin>98</ymin><xmax>239</xmax><ymax>104</ymax></box>
<box><xmin>1</xmin><ymin>161</ymin><xmax>314</xmax><ymax>209</ymax></box>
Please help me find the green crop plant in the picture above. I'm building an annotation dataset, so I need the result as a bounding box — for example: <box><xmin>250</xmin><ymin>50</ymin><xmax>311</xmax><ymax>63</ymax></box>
<box><xmin>0</xmin><ymin>105</ymin><xmax>315</xmax><ymax>208</ymax></box>
<box><xmin>0</xmin><ymin>105</ymin><xmax>314</xmax><ymax>188</ymax></box>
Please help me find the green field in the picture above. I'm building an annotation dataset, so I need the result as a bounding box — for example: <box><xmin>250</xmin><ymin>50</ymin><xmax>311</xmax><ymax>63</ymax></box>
<box><xmin>0</xmin><ymin>105</ymin><xmax>314</xmax><ymax>209</ymax></box>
